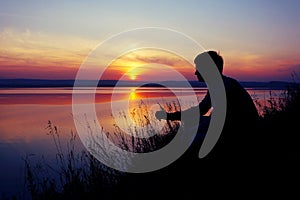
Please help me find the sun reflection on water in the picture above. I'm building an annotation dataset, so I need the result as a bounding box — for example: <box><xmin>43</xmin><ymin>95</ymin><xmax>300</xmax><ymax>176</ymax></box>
<box><xmin>129</xmin><ymin>88</ymin><xmax>137</xmax><ymax>100</ymax></box>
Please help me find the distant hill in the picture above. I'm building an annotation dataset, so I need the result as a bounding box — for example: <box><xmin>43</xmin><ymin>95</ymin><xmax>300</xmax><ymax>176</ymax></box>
<box><xmin>0</xmin><ymin>79</ymin><xmax>298</xmax><ymax>89</ymax></box>
<box><xmin>240</xmin><ymin>81</ymin><xmax>299</xmax><ymax>89</ymax></box>
<box><xmin>0</xmin><ymin>79</ymin><xmax>75</xmax><ymax>88</ymax></box>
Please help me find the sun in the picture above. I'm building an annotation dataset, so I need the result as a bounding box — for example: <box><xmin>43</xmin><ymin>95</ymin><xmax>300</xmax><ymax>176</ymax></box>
<box><xmin>129</xmin><ymin>73</ymin><xmax>136</xmax><ymax>80</ymax></box>
<box><xmin>127</xmin><ymin>68</ymin><xmax>138</xmax><ymax>80</ymax></box>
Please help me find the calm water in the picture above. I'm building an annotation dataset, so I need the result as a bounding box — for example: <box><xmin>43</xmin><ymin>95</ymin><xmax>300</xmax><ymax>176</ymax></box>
<box><xmin>0</xmin><ymin>87</ymin><xmax>283</xmax><ymax>196</ymax></box>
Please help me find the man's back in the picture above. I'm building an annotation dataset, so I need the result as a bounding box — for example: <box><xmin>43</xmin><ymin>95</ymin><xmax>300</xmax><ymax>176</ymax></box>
<box><xmin>222</xmin><ymin>76</ymin><xmax>259</xmax><ymax>130</ymax></box>
<box><xmin>209</xmin><ymin>76</ymin><xmax>260</xmax><ymax>160</ymax></box>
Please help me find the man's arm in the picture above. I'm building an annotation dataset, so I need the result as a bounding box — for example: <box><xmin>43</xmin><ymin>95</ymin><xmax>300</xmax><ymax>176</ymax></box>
<box><xmin>156</xmin><ymin>92</ymin><xmax>212</xmax><ymax>121</ymax></box>
<box><xmin>199</xmin><ymin>91</ymin><xmax>211</xmax><ymax>116</ymax></box>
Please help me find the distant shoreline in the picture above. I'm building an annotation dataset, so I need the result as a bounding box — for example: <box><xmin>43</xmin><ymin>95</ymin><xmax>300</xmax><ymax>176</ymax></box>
<box><xmin>0</xmin><ymin>79</ymin><xmax>298</xmax><ymax>89</ymax></box>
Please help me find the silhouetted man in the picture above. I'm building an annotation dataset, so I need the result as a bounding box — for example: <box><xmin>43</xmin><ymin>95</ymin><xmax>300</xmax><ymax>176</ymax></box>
<box><xmin>156</xmin><ymin>51</ymin><xmax>259</xmax><ymax>160</ymax></box>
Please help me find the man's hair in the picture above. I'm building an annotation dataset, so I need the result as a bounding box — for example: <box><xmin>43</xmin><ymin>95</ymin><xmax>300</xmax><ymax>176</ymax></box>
<box><xmin>194</xmin><ymin>50</ymin><xmax>224</xmax><ymax>73</ymax></box>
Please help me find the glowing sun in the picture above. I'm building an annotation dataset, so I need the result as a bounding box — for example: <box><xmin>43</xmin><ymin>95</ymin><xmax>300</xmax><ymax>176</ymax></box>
<box><xmin>129</xmin><ymin>73</ymin><xmax>136</xmax><ymax>80</ymax></box>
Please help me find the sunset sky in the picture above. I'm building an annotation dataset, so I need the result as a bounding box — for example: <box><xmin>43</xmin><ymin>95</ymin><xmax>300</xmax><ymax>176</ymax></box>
<box><xmin>0</xmin><ymin>0</ymin><xmax>299</xmax><ymax>82</ymax></box>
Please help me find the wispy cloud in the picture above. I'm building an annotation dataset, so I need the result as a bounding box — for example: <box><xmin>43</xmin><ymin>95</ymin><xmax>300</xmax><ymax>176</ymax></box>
<box><xmin>107</xmin><ymin>49</ymin><xmax>195</xmax><ymax>81</ymax></box>
<box><xmin>222</xmin><ymin>51</ymin><xmax>300</xmax><ymax>81</ymax></box>
<box><xmin>0</xmin><ymin>28</ymin><xmax>100</xmax><ymax>78</ymax></box>
<box><xmin>0</xmin><ymin>28</ymin><xmax>98</xmax><ymax>67</ymax></box>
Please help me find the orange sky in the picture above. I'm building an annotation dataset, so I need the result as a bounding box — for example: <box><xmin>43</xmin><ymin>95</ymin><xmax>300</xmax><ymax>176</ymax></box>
<box><xmin>0</xmin><ymin>28</ymin><xmax>299</xmax><ymax>82</ymax></box>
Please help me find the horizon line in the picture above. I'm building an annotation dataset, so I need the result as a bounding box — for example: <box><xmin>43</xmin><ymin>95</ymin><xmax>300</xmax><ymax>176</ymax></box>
<box><xmin>0</xmin><ymin>78</ymin><xmax>298</xmax><ymax>83</ymax></box>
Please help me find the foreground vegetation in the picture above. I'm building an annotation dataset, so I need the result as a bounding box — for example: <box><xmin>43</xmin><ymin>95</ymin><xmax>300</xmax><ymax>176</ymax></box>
<box><xmin>6</xmin><ymin>83</ymin><xmax>300</xmax><ymax>199</ymax></box>
<box><xmin>256</xmin><ymin>83</ymin><xmax>300</xmax><ymax>161</ymax></box>
<box><xmin>21</xmin><ymin>101</ymin><xmax>181</xmax><ymax>200</ymax></box>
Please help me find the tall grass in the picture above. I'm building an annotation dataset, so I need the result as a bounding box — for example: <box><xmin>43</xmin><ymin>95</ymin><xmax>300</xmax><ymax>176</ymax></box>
<box><xmin>106</xmin><ymin>100</ymin><xmax>181</xmax><ymax>152</ymax></box>
<box><xmin>24</xmin><ymin>121</ymin><xmax>124</xmax><ymax>199</ymax></box>
<box><xmin>254</xmin><ymin>82</ymin><xmax>300</xmax><ymax>160</ymax></box>
<box><xmin>23</xmin><ymin>101</ymin><xmax>181</xmax><ymax>199</ymax></box>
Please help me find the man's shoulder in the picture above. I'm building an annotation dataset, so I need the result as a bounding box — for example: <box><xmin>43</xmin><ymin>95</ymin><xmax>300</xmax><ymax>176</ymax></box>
<box><xmin>223</xmin><ymin>76</ymin><xmax>248</xmax><ymax>93</ymax></box>
<box><xmin>223</xmin><ymin>76</ymin><xmax>240</xmax><ymax>85</ymax></box>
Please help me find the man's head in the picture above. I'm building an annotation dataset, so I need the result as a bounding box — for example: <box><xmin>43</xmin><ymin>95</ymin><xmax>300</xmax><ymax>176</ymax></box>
<box><xmin>194</xmin><ymin>51</ymin><xmax>224</xmax><ymax>82</ymax></box>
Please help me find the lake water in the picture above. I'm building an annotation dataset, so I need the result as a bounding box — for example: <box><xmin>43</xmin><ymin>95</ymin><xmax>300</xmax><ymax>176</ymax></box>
<box><xmin>0</xmin><ymin>87</ymin><xmax>284</xmax><ymax>197</ymax></box>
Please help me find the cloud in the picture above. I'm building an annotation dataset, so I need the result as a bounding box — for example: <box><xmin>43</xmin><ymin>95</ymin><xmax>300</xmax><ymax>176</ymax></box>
<box><xmin>0</xmin><ymin>65</ymin><xmax>78</xmax><ymax>79</ymax></box>
<box><xmin>110</xmin><ymin>49</ymin><xmax>194</xmax><ymax>70</ymax></box>
<box><xmin>0</xmin><ymin>29</ymin><xmax>196</xmax><ymax>80</ymax></box>
<box><xmin>218</xmin><ymin>50</ymin><xmax>300</xmax><ymax>81</ymax></box>
<box><xmin>106</xmin><ymin>49</ymin><xmax>195</xmax><ymax>81</ymax></box>
<box><xmin>0</xmin><ymin>28</ymin><xmax>98</xmax><ymax>78</ymax></box>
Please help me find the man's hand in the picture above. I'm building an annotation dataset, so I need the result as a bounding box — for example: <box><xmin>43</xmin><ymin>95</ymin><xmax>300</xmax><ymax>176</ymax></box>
<box><xmin>155</xmin><ymin>110</ymin><xmax>167</xmax><ymax>121</ymax></box>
